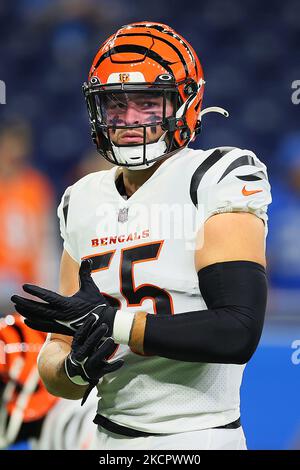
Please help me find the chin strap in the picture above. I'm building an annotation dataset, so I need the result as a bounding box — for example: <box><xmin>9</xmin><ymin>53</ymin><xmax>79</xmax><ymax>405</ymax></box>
<box><xmin>111</xmin><ymin>133</ymin><xmax>168</xmax><ymax>171</ymax></box>
<box><xmin>199</xmin><ymin>106</ymin><xmax>229</xmax><ymax>119</ymax></box>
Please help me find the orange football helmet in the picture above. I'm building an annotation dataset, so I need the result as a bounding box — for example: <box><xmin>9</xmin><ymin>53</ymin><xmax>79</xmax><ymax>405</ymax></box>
<box><xmin>83</xmin><ymin>22</ymin><xmax>208</xmax><ymax>169</ymax></box>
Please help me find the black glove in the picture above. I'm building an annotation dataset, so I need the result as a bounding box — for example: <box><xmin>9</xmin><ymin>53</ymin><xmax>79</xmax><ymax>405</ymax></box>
<box><xmin>11</xmin><ymin>259</ymin><xmax>117</xmax><ymax>336</ymax></box>
<box><xmin>65</xmin><ymin>317</ymin><xmax>124</xmax><ymax>405</ymax></box>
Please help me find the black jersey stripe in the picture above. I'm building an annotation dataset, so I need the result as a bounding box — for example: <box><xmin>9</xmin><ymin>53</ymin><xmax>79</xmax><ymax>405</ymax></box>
<box><xmin>217</xmin><ymin>155</ymin><xmax>256</xmax><ymax>183</ymax></box>
<box><xmin>63</xmin><ymin>187</ymin><xmax>72</xmax><ymax>227</ymax></box>
<box><xmin>190</xmin><ymin>148</ymin><xmax>234</xmax><ymax>207</ymax></box>
<box><xmin>117</xmin><ymin>33</ymin><xmax>188</xmax><ymax>78</ymax></box>
<box><xmin>94</xmin><ymin>45</ymin><xmax>175</xmax><ymax>75</ymax></box>
<box><xmin>236</xmin><ymin>174</ymin><xmax>262</xmax><ymax>182</ymax></box>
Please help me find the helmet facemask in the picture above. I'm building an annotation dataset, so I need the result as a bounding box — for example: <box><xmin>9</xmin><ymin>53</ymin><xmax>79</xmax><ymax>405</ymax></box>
<box><xmin>83</xmin><ymin>80</ymin><xmax>191</xmax><ymax>169</ymax></box>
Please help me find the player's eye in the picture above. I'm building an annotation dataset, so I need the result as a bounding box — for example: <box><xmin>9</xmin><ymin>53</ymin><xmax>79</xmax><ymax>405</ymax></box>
<box><xmin>139</xmin><ymin>101</ymin><xmax>161</xmax><ymax>112</ymax></box>
<box><xmin>142</xmin><ymin>101</ymin><xmax>154</xmax><ymax>107</ymax></box>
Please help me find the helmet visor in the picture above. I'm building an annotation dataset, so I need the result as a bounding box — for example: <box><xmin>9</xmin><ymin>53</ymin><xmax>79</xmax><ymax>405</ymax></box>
<box><xmin>95</xmin><ymin>90</ymin><xmax>176</xmax><ymax>129</ymax></box>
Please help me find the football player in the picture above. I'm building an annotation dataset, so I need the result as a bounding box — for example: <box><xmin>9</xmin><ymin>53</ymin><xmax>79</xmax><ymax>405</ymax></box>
<box><xmin>11</xmin><ymin>22</ymin><xmax>272</xmax><ymax>450</ymax></box>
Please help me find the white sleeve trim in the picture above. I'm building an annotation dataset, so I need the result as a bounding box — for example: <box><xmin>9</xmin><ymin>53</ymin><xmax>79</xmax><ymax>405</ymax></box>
<box><xmin>113</xmin><ymin>310</ymin><xmax>136</xmax><ymax>345</ymax></box>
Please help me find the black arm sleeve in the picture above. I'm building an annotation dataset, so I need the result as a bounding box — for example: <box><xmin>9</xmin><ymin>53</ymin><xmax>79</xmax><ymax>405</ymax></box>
<box><xmin>143</xmin><ymin>261</ymin><xmax>267</xmax><ymax>364</ymax></box>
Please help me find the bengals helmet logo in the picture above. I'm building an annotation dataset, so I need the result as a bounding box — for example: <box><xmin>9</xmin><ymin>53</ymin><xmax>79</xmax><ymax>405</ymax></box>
<box><xmin>119</xmin><ymin>73</ymin><xmax>130</xmax><ymax>83</ymax></box>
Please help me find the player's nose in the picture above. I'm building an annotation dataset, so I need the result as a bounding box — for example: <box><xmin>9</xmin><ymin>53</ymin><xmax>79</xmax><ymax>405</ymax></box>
<box><xmin>124</xmin><ymin>103</ymin><xmax>141</xmax><ymax>125</ymax></box>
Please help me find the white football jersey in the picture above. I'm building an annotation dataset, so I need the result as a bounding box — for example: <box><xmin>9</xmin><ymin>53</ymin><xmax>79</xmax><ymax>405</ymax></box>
<box><xmin>57</xmin><ymin>146</ymin><xmax>271</xmax><ymax>434</ymax></box>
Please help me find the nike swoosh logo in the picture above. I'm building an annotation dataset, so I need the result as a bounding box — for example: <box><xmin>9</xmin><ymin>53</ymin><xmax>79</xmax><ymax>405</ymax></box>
<box><xmin>242</xmin><ymin>185</ymin><xmax>263</xmax><ymax>196</ymax></box>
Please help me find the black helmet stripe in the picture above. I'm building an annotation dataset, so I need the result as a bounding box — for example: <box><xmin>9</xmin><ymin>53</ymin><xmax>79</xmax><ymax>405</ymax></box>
<box><xmin>121</xmin><ymin>24</ymin><xmax>198</xmax><ymax>77</ymax></box>
<box><xmin>117</xmin><ymin>33</ymin><xmax>188</xmax><ymax>78</ymax></box>
<box><xmin>165</xmin><ymin>31</ymin><xmax>198</xmax><ymax>77</ymax></box>
<box><xmin>94</xmin><ymin>45</ymin><xmax>175</xmax><ymax>75</ymax></box>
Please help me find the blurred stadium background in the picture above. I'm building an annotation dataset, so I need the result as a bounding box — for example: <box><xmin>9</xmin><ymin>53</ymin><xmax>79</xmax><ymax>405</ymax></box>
<box><xmin>0</xmin><ymin>0</ymin><xmax>299</xmax><ymax>450</ymax></box>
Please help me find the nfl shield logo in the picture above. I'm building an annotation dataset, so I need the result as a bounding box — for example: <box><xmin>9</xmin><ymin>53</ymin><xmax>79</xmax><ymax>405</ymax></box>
<box><xmin>118</xmin><ymin>207</ymin><xmax>129</xmax><ymax>223</ymax></box>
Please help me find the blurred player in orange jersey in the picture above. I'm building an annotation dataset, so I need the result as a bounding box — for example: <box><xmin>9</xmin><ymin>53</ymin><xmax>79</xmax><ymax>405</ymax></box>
<box><xmin>0</xmin><ymin>119</ymin><xmax>58</xmax><ymax>314</ymax></box>
<box><xmin>0</xmin><ymin>313</ymin><xmax>58</xmax><ymax>448</ymax></box>
<box><xmin>0</xmin><ymin>313</ymin><xmax>98</xmax><ymax>450</ymax></box>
